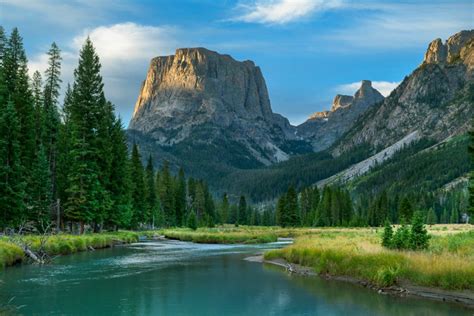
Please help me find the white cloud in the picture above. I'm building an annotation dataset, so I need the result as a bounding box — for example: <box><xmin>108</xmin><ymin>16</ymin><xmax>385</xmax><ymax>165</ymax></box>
<box><xmin>29</xmin><ymin>22</ymin><xmax>180</xmax><ymax>123</ymax></box>
<box><xmin>336</xmin><ymin>81</ymin><xmax>400</xmax><ymax>97</ymax></box>
<box><xmin>232</xmin><ymin>0</ymin><xmax>344</xmax><ymax>24</ymax></box>
<box><xmin>322</xmin><ymin>2</ymin><xmax>474</xmax><ymax>50</ymax></box>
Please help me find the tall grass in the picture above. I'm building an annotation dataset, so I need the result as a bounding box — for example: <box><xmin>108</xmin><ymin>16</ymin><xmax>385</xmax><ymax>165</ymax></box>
<box><xmin>0</xmin><ymin>240</ymin><xmax>24</xmax><ymax>268</ymax></box>
<box><xmin>0</xmin><ymin>231</ymin><xmax>139</xmax><ymax>267</ymax></box>
<box><xmin>264</xmin><ymin>227</ymin><xmax>474</xmax><ymax>290</ymax></box>
<box><xmin>161</xmin><ymin>227</ymin><xmax>278</xmax><ymax>244</ymax></box>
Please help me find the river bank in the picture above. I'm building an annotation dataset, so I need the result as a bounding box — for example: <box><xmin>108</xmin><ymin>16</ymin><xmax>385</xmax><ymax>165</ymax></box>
<box><xmin>246</xmin><ymin>254</ymin><xmax>474</xmax><ymax>309</ymax></box>
<box><xmin>0</xmin><ymin>231</ymin><xmax>139</xmax><ymax>267</ymax></box>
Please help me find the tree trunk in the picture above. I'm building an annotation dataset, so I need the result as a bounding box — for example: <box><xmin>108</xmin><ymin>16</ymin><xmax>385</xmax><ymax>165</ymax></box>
<box><xmin>80</xmin><ymin>221</ymin><xmax>84</xmax><ymax>234</ymax></box>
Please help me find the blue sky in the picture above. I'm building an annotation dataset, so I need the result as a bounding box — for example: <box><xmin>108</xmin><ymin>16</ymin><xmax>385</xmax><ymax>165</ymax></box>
<box><xmin>1</xmin><ymin>0</ymin><xmax>473</xmax><ymax>125</ymax></box>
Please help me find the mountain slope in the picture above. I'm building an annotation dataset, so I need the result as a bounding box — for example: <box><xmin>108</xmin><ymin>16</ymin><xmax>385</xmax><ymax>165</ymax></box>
<box><xmin>221</xmin><ymin>30</ymin><xmax>473</xmax><ymax>201</ymax></box>
<box><xmin>333</xmin><ymin>30</ymin><xmax>474</xmax><ymax>156</ymax></box>
<box><xmin>297</xmin><ymin>80</ymin><xmax>384</xmax><ymax>152</ymax></box>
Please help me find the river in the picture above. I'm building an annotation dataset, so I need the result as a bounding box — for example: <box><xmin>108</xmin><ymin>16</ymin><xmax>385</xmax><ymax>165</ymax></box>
<box><xmin>1</xmin><ymin>240</ymin><xmax>470</xmax><ymax>315</ymax></box>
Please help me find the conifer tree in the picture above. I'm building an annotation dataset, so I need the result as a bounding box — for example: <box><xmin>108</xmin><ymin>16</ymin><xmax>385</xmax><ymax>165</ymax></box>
<box><xmin>31</xmin><ymin>70</ymin><xmax>44</xmax><ymax>146</ymax></box>
<box><xmin>381</xmin><ymin>220</ymin><xmax>393</xmax><ymax>248</ymax></box>
<box><xmin>219</xmin><ymin>193</ymin><xmax>230</xmax><ymax>224</ymax></box>
<box><xmin>0</xmin><ymin>101</ymin><xmax>26</xmax><ymax>229</ymax></box>
<box><xmin>175</xmin><ymin>167</ymin><xmax>187</xmax><ymax>226</ymax></box>
<box><xmin>29</xmin><ymin>145</ymin><xmax>52</xmax><ymax>231</ymax></box>
<box><xmin>130</xmin><ymin>144</ymin><xmax>146</xmax><ymax>227</ymax></box>
<box><xmin>285</xmin><ymin>185</ymin><xmax>300</xmax><ymax>227</ymax></box>
<box><xmin>4</xmin><ymin>28</ymin><xmax>36</xmax><ymax>171</ymax></box>
<box><xmin>238</xmin><ymin>195</ymin><xmax>247</xmax><ymax>225</ymax></box>
<box><xmin>108</xmin><ymin>118</ymin><xmax>133</xmax><ymax>229</ymax></box>
<box><xmin>42</xmin><ymin>42</ymin><xmax>62</xmax><ymax>208</ymax></box>
<box><xmin>145</xmin><ymin>155</ymin><xmax>157</xmax><ymax>227</ymax></box>
<box><xmin>426</xmin><ymin>208</ymin><xmax>437</xmax><ymax>225</ymax></box>
<box><xmin>187</xmin><ymin>210</ymin><xmax>197</xmax><ymax>230</ymax></box>
<box><xmin>409</xmin><ymin>212</ymin><xmax>430</xmax><ymax>250</ymax></box>
<box><xmin>159</xmin><ymin>161</ymin><xmax>175</xmax><ymax>226</ymax></box>
<box><xmin>399</xmin><ymin>197</ymin><xmax>414</xmax><ymax>222</ymax></box>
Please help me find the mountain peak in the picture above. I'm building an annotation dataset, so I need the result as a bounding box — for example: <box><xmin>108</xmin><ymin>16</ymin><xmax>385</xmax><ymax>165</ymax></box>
<box><xmin>423</xmin><ymin>30</ymin><xmax>474</xmax><ymax>64</ymax></box>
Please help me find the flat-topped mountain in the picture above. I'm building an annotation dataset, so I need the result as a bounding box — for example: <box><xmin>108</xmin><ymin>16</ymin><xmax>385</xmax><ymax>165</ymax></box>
<box><xmin>128</xmin><ymin>48</ymin><xmax>306</xmax><ymax>180</ymax></box>
<box><xmin>297</xmin><ymin>80</ymin><xmax>384</xmax><ymax>152</ymax></box>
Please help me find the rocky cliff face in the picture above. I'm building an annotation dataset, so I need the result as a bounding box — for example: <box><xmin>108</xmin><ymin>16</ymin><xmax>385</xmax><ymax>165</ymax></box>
<box><xmin>129</xmin><ymin>48</ymin><xmax>300</xmax><ymax>170</ymax></box>
<box><xmin>333</xmin><ymin>30</ymin><xmax>474</xmax><ymax>156</ymax></box>
<box><xmin>297</xmin><ymin>80</ymin><xmax>384</xmax><ymax>152</ymax></box>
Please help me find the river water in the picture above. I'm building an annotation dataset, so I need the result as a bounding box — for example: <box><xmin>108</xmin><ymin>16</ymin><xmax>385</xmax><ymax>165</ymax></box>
<box><xmin>1</xmin><ymin>240</ymin><xmax>470</xmax><ymax>315</ymax></box>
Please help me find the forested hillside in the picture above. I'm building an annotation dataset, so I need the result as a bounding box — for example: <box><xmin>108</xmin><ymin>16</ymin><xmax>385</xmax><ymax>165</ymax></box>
<box><xmin>0</xmin><ymin>27</ymin><xmax>250</xmax><ymax>233</ymax></box>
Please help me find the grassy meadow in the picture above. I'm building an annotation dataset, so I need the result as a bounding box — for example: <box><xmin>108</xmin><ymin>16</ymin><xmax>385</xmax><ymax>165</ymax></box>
<box><xmin>264</xmin><ymin>224</ymin><xmax>474</xmax><ymax>291</ymax></box>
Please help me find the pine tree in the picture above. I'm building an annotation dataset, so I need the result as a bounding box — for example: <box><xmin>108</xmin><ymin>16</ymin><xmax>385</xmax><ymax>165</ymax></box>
<box><xmin>64</xmin><ymin>37</ymin><xmax>111</xmax><ymax>232</ymax></box>
<box><xmin>0</xmin><ymin>101</ymin><xmax>26</xmax><ymax>229</ymax></box>
<box><xmin>31</xmin><ymin>70</ymin><xmax>44</xmax><ymax>146</ymax></box>
<box><xmin>130</xmin><ymin>144</ymin><xmax>146</xmax><ymax>227</ymax></box>
<box><xmin>64</xmin><ymin>123</ymin><xmax>96</xmax><ymax>234</ymax></box>
<box><xmin>285</xmin><ymin>186</ymin><xmax>300</xmax><ymax>227</ymax></box>
<box><xmin>398</xmin><ymin>197</ymin><xmax>414</xmax><ymax>222</ymax></box>
<box><xmin>381</xmin><ymin>220</ymin><xmax>393</xmax><ymax>248</ymax></box>
<box><xmin>145</xmin><ymin>155</ymin><xmax>157</xmax><ymax>228</ymax></box>
<box><xmin>426</xmin><ymin>208</ymin><xmax>437</xmax><ymax>225</ymax></box>
<box><xmin>450</xmin><ymin>207</ymin><xmax>459</xmax><ymax>224</ymax></box>
<box><xmin>392</xmin><ymin>222</ymin><xmax>410</xmax><ymax>250</ymax></box>
<box><xmin>175</xmin><ymin>167</ymin><xmax>187</xmax><ymax>226</ymax></box>
<box><xmin>159</xmin><ymin>161</ymin><xmax>175</xmax><ymax>226</ymax></box>
<box><xmin>107</xmin><ymin>118</ymin><xmax>133</xmax><ymax>229</ymax></box>
<box><xmin>219</xmin><ymin>193</ymin><xmax>230</xmax><ymax>224</ymax></box>
<box><xmin>187</xmin><ymin>210</ymin><xmax>197</xmax><ymax>230</ymax></box>
<box><xmin>29</xmin><ymin>145</ymin><xmax>52</xmax><ymax>231</ymax></box>
<box><xmin>4</xmin><ymin>28</ymin><xmax>36</xmax><ymax>171</ymax></box>
<box><xmin>42</xmin><ymin>42</ymin><xmax>62</xmax><ymax>211</ymax></box>
<box><xmin>469</xmin><ymin>117</ymin><xmax>474</xmax><ymax>223</ymax></box>
<box><xmin>409</xmin><ymin>212</ymin><xmax>430</xmax><ymax>250</ymax></box>
<box><xmin>238</xmin><ymin>195</ymin><xmax>247</xmax><ymax>225</ymax></box>
<box><xmin>0</xmin><ymin>26</ymin><xmax>7</xmax><ymax>64</ymax></box>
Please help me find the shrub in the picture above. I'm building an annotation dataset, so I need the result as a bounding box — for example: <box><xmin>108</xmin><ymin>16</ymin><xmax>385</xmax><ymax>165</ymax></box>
<box><xmin>410</xmin><ymin>212</ymin><xmax>430</xmax><ymax>250</ymax></box>
<box><xmin>381</xmin><ymin>220</ymin><xmax>393</xmax><ymax>248</ymax></box>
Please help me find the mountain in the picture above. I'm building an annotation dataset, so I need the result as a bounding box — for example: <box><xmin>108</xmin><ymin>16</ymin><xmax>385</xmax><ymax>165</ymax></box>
<box><xmin>128</xmin><ymin>48</ymin><xmax>310</xmax><ymax>180</ymax></box>
<box><xmin>297</xmin><ymin>80</ymin><xmax>384</xmax><ymax>152</ymax></box>
<box><xmin>332</xmin><ymin>30</ymin><xmax>474</xmax><ymax>157</ymax></box>
<box><xmin>127</xmin><ymin>30</ymin><xmax>473</xmax><ymax>202</ymax></box>
<box><xmin>220</xmin><ymin>30</ymin><xmax>474</xmax><ymax>201</ymax></box>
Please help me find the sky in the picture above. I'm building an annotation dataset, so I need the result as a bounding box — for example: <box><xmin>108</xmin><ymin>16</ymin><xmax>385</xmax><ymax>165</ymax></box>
<box><xmin>1</xmin><ymin>0</ymin><xmax>473</xmax><ymax>125</ymax></box>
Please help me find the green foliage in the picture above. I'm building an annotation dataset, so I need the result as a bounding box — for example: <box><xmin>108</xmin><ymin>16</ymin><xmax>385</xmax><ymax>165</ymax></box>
<box><xmin>382</xmin><ymin>214</ymin><xmax>430</xmax><ymax>251</ymax></box>
<box><xmin>381</xmin><ymin>220</ymin><xmax>393</xmax><ymax>248</ymax></box>
<box><xmin>186</xmin><ymin>211</ymin><xmax>197</xmax><ymax>230</ymax></box>
<box><xmin>409</xmin><ymin>212</ymin><xmax>430</xmax><ymax>250</ymax></box>
<box><xmin>391</xmin><ymin>223</ymin><xmax>411</xmax><ymax>250</ymax></box>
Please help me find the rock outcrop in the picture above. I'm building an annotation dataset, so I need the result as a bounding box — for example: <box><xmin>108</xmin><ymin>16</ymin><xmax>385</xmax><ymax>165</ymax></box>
<box><xmin>333</xmin><ymin>30</ymin><xmax>474</xmax><ymax>156</ymax></box>
<box><xmin>297</xmin><ymin>80</ymin><xmax>384</xmax><ymax>152</ymax></box>
<box><xmin>128</xmin><ymin>48</ymin><xmax>302</xmax><ymax>173</ymax></box>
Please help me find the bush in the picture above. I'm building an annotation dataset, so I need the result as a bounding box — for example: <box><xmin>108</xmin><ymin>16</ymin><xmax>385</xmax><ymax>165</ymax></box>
<box><xmin>381</xmin><ymin>220</ymin><xmax>393</xmax><ymax>248</ymax></box>
<box><xmin>410</xmin><ymin>212</ymin><xmax>430</xmax><ymax>250</ymax></box>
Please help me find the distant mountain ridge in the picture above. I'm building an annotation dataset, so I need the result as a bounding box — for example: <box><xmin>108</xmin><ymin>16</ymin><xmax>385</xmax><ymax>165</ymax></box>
<box><xmin>297</xmin><ymin>80</ymin><xmax>384</xmax><ymax>152</ymax></box>
<box><xmin>127</xmin><ymin>30</ymin><xmax>473</xmax><ymax>200</ymax></box>
<box><xmin>332</xmin><ymin>30</ymin><xmax>474</xmax><ymax>157</ymax></box>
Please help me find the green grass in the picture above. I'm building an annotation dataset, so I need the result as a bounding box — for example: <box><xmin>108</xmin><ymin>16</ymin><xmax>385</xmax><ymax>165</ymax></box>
<box><xmin>0</xmin><ymin>240</ymin><xmax>24</xmax><ymax>268</ymax></box>
<box><xmin>264</xmin><ymin>225</ymin><xmax>474</xmax><ymax>291</ymax></box>
<box><xmin>160</xmin><ymin>226</ymin><xmax>278</xmax><ymax>244</ymax></box>
<box><xmin>0</xmin><ymin>231</ymin><xmax>139</xmax><ymax>267</ymax></box>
